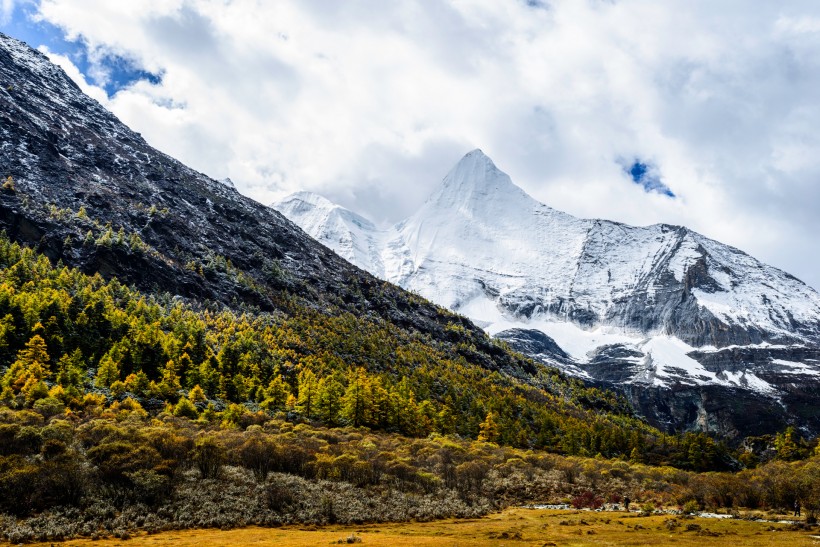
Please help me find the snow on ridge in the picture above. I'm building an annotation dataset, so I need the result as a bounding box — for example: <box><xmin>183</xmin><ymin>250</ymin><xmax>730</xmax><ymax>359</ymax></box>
<box><xmin>273</xmin><ymin>192</ymin><xmax>390</xmax><ymax>277</ymax></box>
<box><xmin>770</xmin><ymin>359</ymin><xmax>820</xmax><ymax>375</ymax></box>
<box><xmin>276</xmin><ymin>150</ymin><xmax>820</xmax><ymax>391</ymax></box>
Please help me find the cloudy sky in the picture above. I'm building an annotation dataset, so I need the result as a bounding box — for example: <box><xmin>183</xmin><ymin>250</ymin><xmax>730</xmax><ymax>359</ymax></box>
<box><xmin>3</xmin><ymin>0</ymin><xmax>820</xmax><ymax>290</ymax></box>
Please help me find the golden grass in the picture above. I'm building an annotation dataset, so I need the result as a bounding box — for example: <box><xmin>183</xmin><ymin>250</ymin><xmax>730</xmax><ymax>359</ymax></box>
<box><xmin>12</xmin><ymin>508</ymin><xmax>820</xmax><ymax>547</ymax></box>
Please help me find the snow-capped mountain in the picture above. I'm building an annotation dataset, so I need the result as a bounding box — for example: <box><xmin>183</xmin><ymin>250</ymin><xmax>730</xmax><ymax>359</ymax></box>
<box><xmin>274</xmin><ymin>150</ymin><xmax>820</xmax><ymax>438</ymax></box>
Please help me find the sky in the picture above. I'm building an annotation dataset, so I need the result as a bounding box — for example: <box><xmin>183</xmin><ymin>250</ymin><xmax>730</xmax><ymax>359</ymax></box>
<box><xmin>2</xmin><ymin>1</ymin><xmax>820</xmax><ymax>290</ymax></box>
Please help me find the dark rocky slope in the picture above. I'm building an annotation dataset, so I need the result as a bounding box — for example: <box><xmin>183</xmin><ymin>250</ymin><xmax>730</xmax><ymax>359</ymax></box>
<box><xmin>0</xmin><ymin>33</ymin><xmax>528</xmax><ymax>380</ymax></box>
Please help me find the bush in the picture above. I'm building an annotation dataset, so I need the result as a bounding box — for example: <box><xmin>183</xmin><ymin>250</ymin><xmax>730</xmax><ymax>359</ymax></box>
<box><xmin>265</xmin><ymin>477</ymin><xmax>297</xmax><ymax>511</ymax></box>
<box><xmin>681</xmin><ymin>499</ymin><xmax>699</xmax><ymax>514</ymax></box>
<box><xmin>125</xmin><ymin>469</ymin><xmax>170</xmax><ymax>506</ymax></box>
<box><xmin>194</xmin><ymin>436</ymin><xmax>224</xmax><ymax>479</ymax></box>
<box><xmin>0</xmin><ymin>423</ymin><xmax>21</xmax><ymax>455</ymax></box>
<box><xmin>14</xmin><ymin>425</ymin><xmax>43</xmax><ymax>454</ymax></box>
<box><xmin>571</xmin><ymin>490</ymin><xmax>604</xmax><ymax>509</ymax></box>
<box><xmin>40</xmin><ymin>438</ymin><xmax>67</xmax><ymax>459</ymax></box>
<box><xmin>87</xmin><ymin>441</ymin><xmax>161</xmax><ymax>483</ymax></box>
<box><xmin>32</xmin><ymin>396</ymin><xmax>64</xmax><ymax>418</ymax></box>
<box><xmin>237</xmin><ymin>436</ymin><xmax>278</xmax><ymax>481</ymax></box>
<box><xmin>173</xmin><ymin>397</ymin><xmax>198</xmax><ymax>419</ymax></box>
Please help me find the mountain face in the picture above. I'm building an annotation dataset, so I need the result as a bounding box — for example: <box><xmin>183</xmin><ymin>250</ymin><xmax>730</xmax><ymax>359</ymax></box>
<box><xmin>0</xmin><ymin>32</ymin><xmax>545</xmax><ymax>383</ymax></box>
<box><xmin>275</xmin><ymin>150</ymin><xmax>820</xmax><ymax>439</ymax></box>
<box><xmin>0</xmin><ymin>31</ymin><xmax>426</xmax><ymax>324</ymax></box>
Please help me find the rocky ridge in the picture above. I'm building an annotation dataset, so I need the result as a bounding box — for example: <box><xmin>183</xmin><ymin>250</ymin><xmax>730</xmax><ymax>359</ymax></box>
<box><xmin>0</xmin><ymin>32</ymin><xmax>548</xmax><ymax>386</ymax></box>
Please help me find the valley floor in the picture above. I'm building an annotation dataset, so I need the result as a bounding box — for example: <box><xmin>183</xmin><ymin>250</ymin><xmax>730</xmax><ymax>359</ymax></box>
<box><xmin>11</xmin><ymin>508</ymin><xmax>819</xmax><ymax>547</ymax></box>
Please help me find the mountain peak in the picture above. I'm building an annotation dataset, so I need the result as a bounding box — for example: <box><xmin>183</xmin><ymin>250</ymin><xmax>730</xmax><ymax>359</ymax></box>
<box><xmin>447</xmin><ymin>148</ymin><xmax>503</xmax><ymax>186</ymax></box>
<box><xmin>427</xmin><ymin>149</ymin><xmax>533</xmax><ymax>212</ymax></box>
<box><xmin>277</xmin><ymin>190</ymin><xmax>339</xmax><ymax>211</ymax></box>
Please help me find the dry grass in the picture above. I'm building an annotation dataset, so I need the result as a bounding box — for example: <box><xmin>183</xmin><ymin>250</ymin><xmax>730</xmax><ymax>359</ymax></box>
<box><xmin>10</xmin><ymin>508</ymin><xmax>820</xmax><ymax>547</ymax></box>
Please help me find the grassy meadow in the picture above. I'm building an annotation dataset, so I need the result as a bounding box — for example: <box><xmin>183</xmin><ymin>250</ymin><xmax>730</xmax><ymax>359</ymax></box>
<box><xmin>11</xmin><ymin>508</ymin><xmax>820</xmax><ymax>547</ymax></box>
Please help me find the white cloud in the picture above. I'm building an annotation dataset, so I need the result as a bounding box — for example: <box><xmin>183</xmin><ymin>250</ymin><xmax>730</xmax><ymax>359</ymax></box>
<box><xmin>24</xmin><ymin>0</ymin><xmax>820</xmax><ymax>290</ymax></box>
<box><xmin>1</xmin><ymin>0</ymin><xmax>16</xmax><ymax>23</ymax></box>
<box><xmin>37</xmin><ymin>45</ymin><xmax>109</xmax><ymax>104</ymax></box>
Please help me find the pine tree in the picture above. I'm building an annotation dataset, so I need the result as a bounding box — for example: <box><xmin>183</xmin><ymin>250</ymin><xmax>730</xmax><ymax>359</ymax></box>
<box><xmin>315</xmin><ymin>371</ymin><xmax>344</xmax><ymax>425</ymax></box>
<box><xmin>189</xmin><ymin>384</ymin><xmax>207</xmax><ymax>403</ymax></box>
<box><xmin>56</xmin><ymin>349</ymin><xmax>84</xmax><ymax>391</ymax></box>
<box><xmin>2</xmin><ymin>334</ymin><xmax>51</xmax><ymax>394</ymax></box>
<box><xmin>390</xmin><ymin>377</ymin><xmax>420</xmax><ymax>435</ymax></box>
<box><xmin>95</xmin><ymin>354</ymin><xmax>120</xmax><ymax>388</ymax></box>
<box><xmin>296</xmin><ymin>368</ymin><xmax>318</xmax><ymax>419</ymax></box>
<box><xmin>437</xmin><ymin>404</ymin><xmax>457</xmax><ymax>434</ymax></box>
<box><xmin>341</xmin><ymin>367</ymin><xmax>370</xmax><ymax>427</ymax></box>
<box><xmin>198</xmin><ymin>355</ymin><xmax>220</xmax><ymax>396</ymax></box>
<box><xmin>261</xmin><ymin>375</ymin><xmax>290</xmax><ymax>411</ymax></box>
<box><xmin>478</xmin><ymin>411</ymin><xmax>501</xmax><ymax>443</ymax></box>
<box><xmin>177</xmin><ymin>352</ymin><xmax>194</xmax><ymax>387</ymax></box>
<box><xmin>173</xmin><ymin>397</ymin><xmax>199</xmax><ymax>419</ymax></box>
<box><xmin>157</xmin><ymin>359</ymin><xmax>182</xmax><ymax>399</ymax></box>
<box><xmin>775</xmin><ymin>427</ymin><xmax>800</xmax><ymax>461</ymax></box>
<box><xmin>123</xmin><ymin>371</ymin><xmax>150</xmax><ymax>395</ymax></box>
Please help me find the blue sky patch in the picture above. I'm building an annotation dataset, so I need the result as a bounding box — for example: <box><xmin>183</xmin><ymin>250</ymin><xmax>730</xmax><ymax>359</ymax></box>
<box><xmin>524</xmin><ymin>0</ymin><xmax>549</xmax><ymax>9</ymax></box>
<box><xmin>624</xmin><ymin>160</ymin><xmax>675</xmax><ymax>197</ymax></box>
<box><xmin>1</xmin><ymin>3</ymin><xmax>160</xmax><ymax>96</ymax></box>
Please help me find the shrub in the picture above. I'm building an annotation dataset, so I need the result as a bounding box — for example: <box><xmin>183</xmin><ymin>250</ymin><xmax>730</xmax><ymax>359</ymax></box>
<box><xmin>572</xmin><ymin>490</ymin><xmax>604</xmax><ymax>509</ymax></box>
<box><xmin>173</xmin><ymin>397</ymin><xmax>198</xmax><ymax>419</ymax></box>
<box><xmin>265</xmin><ymin>476</ymin><xmax>297</xmax><ymax>511</ymax></box>
<box><xmin>14</xmin><ymin>425</ymin><xmax>43</xmax><ymax>454</ymax></box>
<box><xmin>237</xmin><ymin>435</ymin><xmax>278</xmax><ymax>481</ymax></box>
<box><xmin>32</xmin><ymin>396</ymin><xmax>65</xmax><ymax>418</ymax></box>
<box><xmin>110</xmin><ymin>397</ymin><xmax>148</xmax><ymax>418</ymax></box>
<box><xmin>87</xmin><ymin>441</ymin><xmax>161</xmax><ymax>483</ymax></box>
<box><xmin>0</xmin><ymin>423</ymin><xmax>21</xmax><ymax>455</ymax></box>
<box><xmin>125</xmin><ymin>469</ymin><xmax>170</xmax><ymax>506</ymax></box>
<box><xmin>40</xmin><ymin>438</ymin><xmax>67</xmax><ymax>459</ymax></box>
<box><xmin>194</xmin><ymin>436</ymin><xmax>224</xmax><ymax>479</ymax></box>
<box><xmin>334</xmin><ymin>533</ymin><xmax>362</xmax><ymax>544</ymax></box>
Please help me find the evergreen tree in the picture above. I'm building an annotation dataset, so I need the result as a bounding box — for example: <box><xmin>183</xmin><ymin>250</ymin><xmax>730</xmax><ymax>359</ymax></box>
<box><xmin>198</xmin><ymin>355</ymin><xmax>220</xmax><ymax>397</ymax></box>
<box><xmin>315</xmin><ymin>371</ymin><xmax>344</xmax><ymax>425</ymax></box>
<box><xmin>478</xmin><ymin>411</ymin><xmax>501</xmax><ymax>443</ymax></box>
<box><xmin>261</xmin><ymin>375</ymin><xmax>290</xmax><ymax>411</ymax></box>
<box><xmin>189</xmin><ymin>384</ymin><xmax>207</xmax><ymax>403</ymax></box>
<box><xmin>56</xmin><ymin>349</ymin><xmax>85</xmax><ymax>391</ymax></box>
<box><xmin>296</xmin><ymin>368</ymin><xmax>318</xmax><ymax>419</ymax></box>
<box><xmin>341</xmin><ymin>367</ymin><xmax>370</xmax><ymax>427</ymax></box>
<box><xmin>2</xmin><ymin>334</ymin><xmax>51</xmax><ymax>394</ymax></box>
<box><xmin>157</xmin><ymin>359</ymin><xmax>182</xmax><ymax>399</ymax></box>
<box><xmin>173</xmin><ymin>397</ymin><xmax>198</xmax><ymax>419</ymax></box>
<box><xmin>775</xmin><ymin>427</ymin><xmax>800</xmax><ymax>461</ymax></box>
<box><xmin>95</xmin><ymin>354</ymin><xmax>120</xmax><ymax>388</ymax></box>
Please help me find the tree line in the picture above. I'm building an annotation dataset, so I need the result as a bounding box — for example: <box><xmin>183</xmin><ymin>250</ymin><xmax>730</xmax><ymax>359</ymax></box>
<box><xmin>0</xmin><ymin>233</ymin><xmax>734</xmax><ymax>468</ymax></box>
